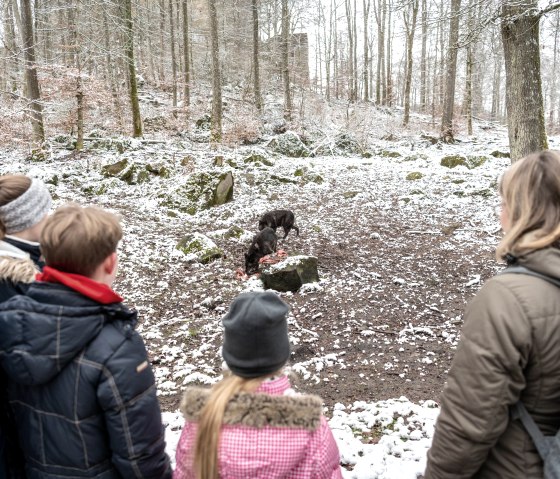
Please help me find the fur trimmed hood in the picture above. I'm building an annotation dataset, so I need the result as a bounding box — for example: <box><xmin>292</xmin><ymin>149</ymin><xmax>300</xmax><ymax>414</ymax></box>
<box><xmin>181</xmin><ymin>387</ymin><xmax>323</xmax><ymax>431</ymax></box>
<box><xmin>0</xmin><ymin>240</ymin><xmax>38</xmax><ymax>283</ymax></box>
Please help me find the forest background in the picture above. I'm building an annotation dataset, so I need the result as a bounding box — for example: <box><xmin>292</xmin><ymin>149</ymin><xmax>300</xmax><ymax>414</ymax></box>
<box><xmin>2</xmin><ymin>0</ymin><xmax>560</xmax><ymax>159</ymax></box>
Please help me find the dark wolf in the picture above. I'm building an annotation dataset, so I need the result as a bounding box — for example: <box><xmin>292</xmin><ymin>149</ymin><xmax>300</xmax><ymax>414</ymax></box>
<box><xmin>258</xmin><ymin>210</ymin><xmax>299</xmax><ymax>239</ymax></box>
<box><xmin>244</xmin><ymin>227</ymin><xmax>278</xmax><ymax>275</ymax></box>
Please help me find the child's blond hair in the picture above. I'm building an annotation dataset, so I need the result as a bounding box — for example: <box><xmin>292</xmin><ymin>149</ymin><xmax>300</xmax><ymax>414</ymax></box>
<box><xmin>41</xmin><ymin>204</ymin><xmax>122</xmax><ymax>276</ymax></box>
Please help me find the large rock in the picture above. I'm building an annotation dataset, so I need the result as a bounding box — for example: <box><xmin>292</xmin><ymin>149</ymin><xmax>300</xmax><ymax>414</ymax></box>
<box><xmin>260</xmin><ymin>256</ymin><xmax>319</xmax><ymax>292</ymax></box>
<box><xmin>268</xmin><ymin>132</ymin><xmax>310</xmax><ymax>157</ymax></box>
<box><xmin>160</xmin><ymin>170</ymin><xmax>234</xmax><ymax>214</ymax></box>
<box><xmin>176</xmin><ymin>233</ymin><xmax>223</xmax><ymax>264</ymax></box>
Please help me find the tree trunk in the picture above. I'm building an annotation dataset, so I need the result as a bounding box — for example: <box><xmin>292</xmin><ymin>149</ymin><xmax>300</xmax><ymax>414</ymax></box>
<box><xmin>169</xmin><ymin>0</ymin><xmax>178</xmax><ymax>117</ymax></box>
<box><xmin>501</xmin><ymin>0</ymin><xmax>548</xmax><ymax>161</ymax></box>
<box><xmin>403</xmin><ymin>0</ymin><xmax>419</xmax><ymax>127</ymax></box>
<box><xmin>464</xmin><ymin>0</ymin><xmax>474</xmax><ymax>135</ymax></box>
<box><xmin>208</xmin><ymin>0</ymin><xmax>222</xmax><ymax>141</ymax></box>
<box><xmin>374</xmin><ymin>0</ymin><xmax>386</xmax><ymax>104</ymax></box>
<box><xmin>548</xmin><ymin>11</ymin><xmax>559</xmax><ymax>129</ymax></box>
<box><xmin>252</xmin><ymin>0</ymin><xmax>262</xmax><ymax>112</ymax></box>
<box><xmin>159</xmin><ymin>0</ymin><xmax>166</xmax><ymax>84</ymax></box>
<box><xmin>363</xmin><ymin>0</ymin><xmax>370</xmax><ymax>101</ymax></box>
<box><xmin>386</xmin><ymin>0</ymin><xmax>393</xmax><ymax>106</ymax></box>
<box><xmin>281</xmin><ymin>0</ymin><xmax>292</xmax><ymax>120</ymax></box>
<box><xmin>69</xmin><ymin>0</ymin><xmax>83</xmax><ymax>150</ymax></box>
<box><xmin>182</xmin><ymin>0</ymin><xmax>191</xmax><ymax>109</ymax></box>
<box><xmin>123</xmin><ymin>0</ymin><xmax>143</xmax><ymax>137</ymax></box>
<box><xmin>440</xmin><ymin>0</ymin><xmax>461</xmax><ymax>142</ymax></box>
<box><xmin>419</xmin><ymin>0</ymin><xmax>427</xmax><ymax>111</ymax></box>
<box><xmin>20</xmin><ymin>0</ymin><xmax>45</xmax><ymax>144</ymax></box>
<box><xmin>345</xmin><ymin>0</ymin><xmax>355</xmax><ymax>101</ymax></box>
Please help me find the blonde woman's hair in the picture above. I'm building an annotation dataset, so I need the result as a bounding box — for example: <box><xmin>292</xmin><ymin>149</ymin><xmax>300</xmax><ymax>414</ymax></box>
<box><xmin>0</xmin><ymin>175</ymin><xmax>31</xmax><ymax>239</ymax></box>
<box><xmin>41</xmin><ymin>204</ymin><xmax>122</xmax><ymax>276</ymax></box>
<box><xmin>496</xmin><ymin>150</ymin><xmax>560</xmax><ymax>260</ymax></box>
<box><xmin>193</xmin><ymin>373</ymin><xmax>272</xmax><ymax>479</ymax></box>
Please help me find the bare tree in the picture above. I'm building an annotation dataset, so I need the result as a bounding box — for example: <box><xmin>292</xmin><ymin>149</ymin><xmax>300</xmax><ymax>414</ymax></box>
<box><xmin>501</xmin><ymin>0</ymin><xmax>551</xmax><ymax>161</ymax></box>
<box><xmin>252</xmin><ymin>0</ymin><xmax>263</xmax><ymax>112</ymax></box>
<box><xmin>402</xmin><ymin>0</ymin><xmax>419</xmax><ymax>127</ymax></box>
<box><xmin>169</xmin><ymin>0</ymin><xmax>178</xmax><ymax>117</ymax></box>
<box><xmin>419</xmin><ymin>0</ymin><xmax>427</xmax><ymax>111</ymax></box>
<box><xmin>124</xmin><ymin>0</ymin><xmax>143</xmax><ymax>137</ymax></box>
<box><xmin>20</xmin><ymin>0</ymin><xmax>45</xmax><ymax>143</ymax></box>
<box><xmin>440</xmin><ymin>0</ymin><xmax>461</xmax><ymax>142</ymax></box>
<box><xmin>208</xmin><ymin>0</ymin><xmax>222</xmax><ymax>141</ymax></box>
<box><xmin>363</xmin><ymin>0</ymin><xmax>370</xmax><ymax>101</ymax></box>
<box><xmin>182</xmin><ymin>0</ymin><xmax>191</xmax><ymax>108</ymax></box>
<box><xmin>281</xmin><ymin>0</ymin><xmax>292</xmax><ymax>120</ymax></box>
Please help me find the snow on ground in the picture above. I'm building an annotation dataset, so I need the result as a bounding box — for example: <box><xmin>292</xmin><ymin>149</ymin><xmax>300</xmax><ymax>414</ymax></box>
<box><xmin>2</xmin><ymin>121</ymin><xmax>553</xmax><ymax>477</ymax></box>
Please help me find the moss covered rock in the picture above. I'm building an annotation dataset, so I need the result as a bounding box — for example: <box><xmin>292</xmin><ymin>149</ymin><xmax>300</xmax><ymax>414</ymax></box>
<box><xmin>268</xmin><ymin>132</ymin><xmax>310</xmax><ymax>157</ymax></box>
<box><xmin>244</xmin><ymin>153</ymin><xmax>274</xmax><ymax>167</ymax></box>
<box><xmin>260</xmin><ymin>256</ymin><xmax>319</xmax><ymax>292</ymax></box>
<box><xmin>466</xmin><ymin>156</ymin><xmax>486</xmax><ymax>169</ymax></box>
<box><xmin>176</xmin><ymin>233</ymin><xmax>223</xmax><ymax>264</ymax></box>
<box><xmin>441</xmin><ymin>155</ymin><xmax>468</xmax><ymax>169</ymax></box>
<box><xmin>490</xmin><ymin>150</ymin><xmax>510</xmax><ymax>158</ymax></box>
<box><xmin>406</xmin><ymin>172</ymin><xmax>424</xmax><ymax>181</ymax></box>
<box><xmin>160</xmin><ymin>170</ymin><xmax>234</xmax><ymax>214</ymax></box>
<box><xmin>378</xmin><ymin>150</ymin><xmax>402</xmax><ymax>158</ymax></box>
<box><xmin>102</xmin><ymin>159</ymin><xmax>129</xmax><ymax>177</ymax></box>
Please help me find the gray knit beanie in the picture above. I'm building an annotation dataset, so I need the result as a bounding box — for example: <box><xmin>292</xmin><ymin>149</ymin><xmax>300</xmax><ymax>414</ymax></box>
<box><xmin>0</xmin><ymin>178</ymin><xmax>52</xmax><ymax>234</ymax></box>
<box><xmin>222</xmin><ymin>291</ymin><xmax>290</xmax><ymax>378</ymax></box>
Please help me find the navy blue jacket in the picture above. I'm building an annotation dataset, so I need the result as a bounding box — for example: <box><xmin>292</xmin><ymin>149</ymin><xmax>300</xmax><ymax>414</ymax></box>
<box><xmin>0</xmin><ymin>236</ymin><xmax>43</xmax><ymax>479</ymax></box>
<box><xmin>0</xmin><ymin>281</ymin><xmax>172</xmax><ymax>479</ymax></box>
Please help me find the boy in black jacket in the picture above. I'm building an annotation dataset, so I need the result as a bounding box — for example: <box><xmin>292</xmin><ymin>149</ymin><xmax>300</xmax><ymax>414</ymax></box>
<box><xmin>0</xmin><ymin>204</ymin><xmax>172</xmax><ymax>479</ymax></box>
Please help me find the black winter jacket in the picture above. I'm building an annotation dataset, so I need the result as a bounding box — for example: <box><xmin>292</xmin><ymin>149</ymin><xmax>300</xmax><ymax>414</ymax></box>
<box><xmin>0</xmin><ymin>236</ymin><xmax>43</xmax><ymax>479</ymax></box>
<box><xmin>0</xmin><ymin>280</ymin><xmax>172</xmax><ymax>479</ymax></box>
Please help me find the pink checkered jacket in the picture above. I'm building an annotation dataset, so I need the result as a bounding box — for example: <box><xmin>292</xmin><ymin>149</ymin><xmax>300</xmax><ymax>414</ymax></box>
<box><xmin>173</xmin><ymin>375</ymin><xmax>343</xmax><ymax>479</ymax></box>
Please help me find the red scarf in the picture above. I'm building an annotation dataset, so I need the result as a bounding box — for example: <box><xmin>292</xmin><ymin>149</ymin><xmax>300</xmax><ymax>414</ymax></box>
<box><xmin>36</xmin><ymin>266</ymin><xmax>123</xmax><ymax>304</ymax></box>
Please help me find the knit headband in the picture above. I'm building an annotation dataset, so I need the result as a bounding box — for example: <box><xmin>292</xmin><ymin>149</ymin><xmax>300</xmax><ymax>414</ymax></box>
<box><xmin>0</xmin><ymin>178</ymin><xmax>52</xmax><ymax>234</ymax></box>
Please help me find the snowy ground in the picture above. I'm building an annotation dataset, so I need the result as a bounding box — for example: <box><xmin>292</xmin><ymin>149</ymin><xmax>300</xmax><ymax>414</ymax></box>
<box><xmin>2</xmin><ymin>120</ymin><xmax>553</xmax><ymax>478</ymax></box>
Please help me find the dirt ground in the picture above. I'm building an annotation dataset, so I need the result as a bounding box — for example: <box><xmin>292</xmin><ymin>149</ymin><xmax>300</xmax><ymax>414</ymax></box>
<box><xmin>125</xmin><ymin>193</ymin><xmax>500</xmax><ymax>413</ymax></box>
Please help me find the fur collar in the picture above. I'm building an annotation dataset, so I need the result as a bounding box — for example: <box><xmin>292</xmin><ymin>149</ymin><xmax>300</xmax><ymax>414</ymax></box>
<box><xmin>181</xmin><ymin>387</ymin><xmax>323</xmax><ymax>431</ymax></box>
<box><xmin>0</xmin><ymin>256</ymin><xmax>37</xmax><ymax>283</ymax></box>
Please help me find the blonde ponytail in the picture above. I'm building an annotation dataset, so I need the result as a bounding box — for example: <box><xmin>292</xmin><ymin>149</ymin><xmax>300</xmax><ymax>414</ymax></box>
<box><xmin>193</xmin><ymin>374</ymin><xmax>264</xmax><ymax>479</ymax></box>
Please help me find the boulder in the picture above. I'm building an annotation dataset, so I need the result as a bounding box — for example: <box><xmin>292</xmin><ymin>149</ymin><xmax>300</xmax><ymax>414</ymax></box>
<box><xmin>160</xmin><ymin>170</ymin><xmax>234</xmax><ymax>214</ymax></box>
<box><xmin>268</xmin><ymin>132</ymin><xmax>310</xmax><ymax>157</ymax></box>
<box><xmin>260</xmin><ymin>256</ymin><xmax>319</xmax><ymax>292</ymax></box>
<box><xmin>490</xmin><ymin>150</ymin><xmax>510</xmax><ymax>158</ymax></box>
<box><xmin>440</xmin><ymin>155</ymin><xmax>467</xmax><ymax>169</ymax></box>
<box><xmin>176</xmin><ymin>233</ymin><xmax>223</xmax><ymax>264</ymax></box>
<box><xmin>378</xmin><ymin>150</ymin><xmax>402</xmax><ymax>158</ymax></box>
<box><xmin>406</xmin><ymin>172</ymin><xmax>424</xmax><ymax>181</ymax></box>
<box><xmin>102</xmin><ymin>159</ymin><xmax>129</xmax><ymax>177</ymax></box>
<box><xmin>213</xmin><ymin>171</ymin><xmax>234</xmax><ymax>206</ymax></box>
<box><xmin>244</xmin><ymin>153</ymin><xmax>274</xmax><ymax>167</ymax></box>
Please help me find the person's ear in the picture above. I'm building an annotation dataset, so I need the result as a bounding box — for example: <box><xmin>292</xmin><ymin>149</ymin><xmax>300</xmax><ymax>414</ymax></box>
<box><xmin>103</xmin><ymin>252</ymin><xmax>118</xmax><ymax>275</ymax></box>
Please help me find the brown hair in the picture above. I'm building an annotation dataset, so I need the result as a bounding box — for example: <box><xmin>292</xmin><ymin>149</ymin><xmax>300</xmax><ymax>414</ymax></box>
<box><xmin>496</xmin><ymin>150</ymin><xmax>560</xmax><ymax>260</ymax></box>
<box><xmin>41</xmin><ymin>204</ymin><xmax>122</xmax><ymax>276</ymax></box>
<box><xmin>0</xmin><ymin>175</ymin><xmax>32</xmax><ymax>239</ymax></box>
<box><xmin>192</xmin><ymin>373</ymin><xmax>272</xmax><ymax>479</ymax></box>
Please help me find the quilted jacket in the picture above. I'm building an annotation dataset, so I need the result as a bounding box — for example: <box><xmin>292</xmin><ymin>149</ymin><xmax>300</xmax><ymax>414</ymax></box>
<box><xmin>425</xmin><ymin>247</ymin><xmax>560</xmax><ymax>478</ymax></box>
<box><xmin>0</xmin><ymin>236</ymin><xmax>43</xmax><ymax>479</ymax></box>
<box><xmin>0</xmin><ymin>273</ymin><xmax>172</xmax><ymax>479</ymax></box>
<box><xmin>173</xmin><ymin>375</ymin><xmax>342</xmax><ymax>479</ymax></box>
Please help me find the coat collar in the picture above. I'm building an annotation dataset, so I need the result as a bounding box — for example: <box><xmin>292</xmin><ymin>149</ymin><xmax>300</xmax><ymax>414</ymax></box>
<box><xmin>181</xmin><ymin>384</ymin><xmax>323</xmax><ymax>431</ymax></box>
<box><xmin>36</xmin><ymin>266</ymin><xmax>123</xmax><ymax>305</ymax></box>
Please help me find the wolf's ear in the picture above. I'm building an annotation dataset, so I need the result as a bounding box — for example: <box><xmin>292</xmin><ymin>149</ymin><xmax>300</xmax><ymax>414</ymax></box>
<box><xmin>244</xmin><ymin>252</ymin><xmax>248</xmax><ymax>259</ymax></box>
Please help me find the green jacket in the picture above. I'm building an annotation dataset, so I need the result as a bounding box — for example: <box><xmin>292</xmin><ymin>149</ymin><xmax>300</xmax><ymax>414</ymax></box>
<box><xmin>425</xmin><ymin>247</ymin><xmax>560</xmax><ymax>478</ymax></box>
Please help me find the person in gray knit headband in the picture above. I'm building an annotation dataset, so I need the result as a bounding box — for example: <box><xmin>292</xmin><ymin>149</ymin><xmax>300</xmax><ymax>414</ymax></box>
<box><xmin>0</xmin><ymin>177</ymin><xmax>52</xmax><ymax>235</ymax></box>
<box><xmin>0</xmin><ymin>175</ymin><xmax>52</xmax><ymax>478</ymax></box>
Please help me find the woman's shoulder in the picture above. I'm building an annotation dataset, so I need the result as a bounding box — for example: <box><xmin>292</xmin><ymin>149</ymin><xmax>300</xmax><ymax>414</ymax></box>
<box><xmin>181</xmin><ymin>386</ymin><xmax>324</xmax><ymax>431</ymax></box>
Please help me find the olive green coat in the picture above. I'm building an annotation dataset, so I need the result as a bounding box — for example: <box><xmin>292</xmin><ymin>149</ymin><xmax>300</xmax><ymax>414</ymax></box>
<box><xmin>425</xmin><ymin>248</ymin><xmax>560</xmax><ymax>478</ymax></box>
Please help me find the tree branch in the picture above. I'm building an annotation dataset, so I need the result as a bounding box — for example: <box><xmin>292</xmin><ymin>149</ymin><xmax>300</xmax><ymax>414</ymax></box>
<box><xmin>539</xmin><ymin>2</ymin><xmax>560</xmax><ymax>17</ymax></box>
